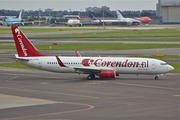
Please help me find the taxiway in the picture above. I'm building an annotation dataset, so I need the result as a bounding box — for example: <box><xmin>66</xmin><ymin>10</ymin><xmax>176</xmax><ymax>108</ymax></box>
<box><xmin>0</xmin><ymin>66</ymin><xmax>179</xmax><ymax>120</ymax></box>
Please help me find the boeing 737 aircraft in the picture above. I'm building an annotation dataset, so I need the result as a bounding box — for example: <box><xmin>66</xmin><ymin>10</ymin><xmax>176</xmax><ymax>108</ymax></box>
<box><xmin>5</xmin><ymin>10</ymin><xmax>33</xmax><ymax>26</ymax></box>
<box><xmin>89</xmin><ymin>13</ymin><xmax>140</xmax><ymax>26</ymax></box>
<box><xmin>116</xmin><ymin>11</ymin><xmax>152</xmax><ymax>24</ymax></box>
<box><xmin>66</xmin><ymin>12</ymin><xmax>82</xmax><ymax>27</ymax></box>
<box><xmin>12</xmin><ymin>26</ymin><xmax>174</xmax><ymax>80</ymax></box>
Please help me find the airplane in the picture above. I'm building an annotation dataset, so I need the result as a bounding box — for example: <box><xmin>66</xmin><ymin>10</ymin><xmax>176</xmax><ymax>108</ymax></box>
<box><xmin>66</xmin><ymin>12</ymin><xmax>82</xmax><ymax>27</ymax></box>
<box><xmin>11</xmin><ymin>26</ymin><xmax>174</xmax><ymax>80</ymax></box>
<box><xmin>89</xmin><ymin>13</ymin><xmax>141</xmax><ymax>26</ymax></box>
<box><xmin>5</xmin><ymin>10</ymin><xmax>34</xmax><ymax>26</ymax></box>
<box><xmin>116</xmin><ymin>11</ymin><xmax>152</xmax><ymax>24</ymax></box>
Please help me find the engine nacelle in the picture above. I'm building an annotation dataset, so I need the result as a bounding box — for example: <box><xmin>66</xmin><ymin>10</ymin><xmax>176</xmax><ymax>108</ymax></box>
<box><xmin>99</xmin><ymin>70</ymin><xmax>116</xmax><ymax>78</ymax></box>
<box><xmin>126</xmin><ymin>20</ymin><xmax>133</xmax><ymax>26</ymax></box>
<box><xmin>77</xmin><ymin>17</ymin><xmax>81</xmax><ymax>20</ymax></box>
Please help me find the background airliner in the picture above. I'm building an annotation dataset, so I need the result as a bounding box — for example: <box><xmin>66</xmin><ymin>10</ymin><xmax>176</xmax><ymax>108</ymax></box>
<box><xmin>66</xmin><ymin>12</ymin><xmax>82</xmax><ymax>27</ymax></box>
<box><xmin>116</xmin><ymin>11</ymin><xmax>152</xmax><ymax>24</ymax></box>
<box><xmin>12</xmin><ymin>26</ymin><xmax>174</xmax><ymax>80</ymax></box>
<box><xmin>5</xmin><ymin>10</ymin><xmax>34</xmax><ymax>26</ymax></box>
<box><xmin>89</xmin><ymin>13</ymin><xmax>141</xmax><ymax>26</ymax></box>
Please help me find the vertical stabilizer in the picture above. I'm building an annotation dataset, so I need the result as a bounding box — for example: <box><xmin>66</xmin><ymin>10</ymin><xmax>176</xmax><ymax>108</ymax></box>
<box><xmin>89</xmin><ymin>13</ymin><xmax>97</xmax><ymax>20</ymax></box>
<box><xmin>116</xmin><ymin>11</ymin><xmax>124</xmax><ymax>19</ymax></box>
<box><xmin>77</xmin><ymin>12</ymin><xmax>81</xmax><ymax>20</ymax></box>
<box><xmin>11</xmin><ymin>26</ymin><xmax>51</xmax><ymax>57</ymax></box>
<box><xmin>18</xmin><ymin>9</ymin><xmax>22</xmax><ymax>19</ymax></box>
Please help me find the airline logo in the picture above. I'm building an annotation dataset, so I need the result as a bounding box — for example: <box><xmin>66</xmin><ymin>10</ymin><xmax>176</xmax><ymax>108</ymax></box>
<box><xmin>82</xmin><ymin>59</ymin><xmax>149</xmax><ymax>68</ymax></box>
<box><xmin>15</xmin><ymin>28</ymin><xmax>27</xmax><ymax>56</ymax></box>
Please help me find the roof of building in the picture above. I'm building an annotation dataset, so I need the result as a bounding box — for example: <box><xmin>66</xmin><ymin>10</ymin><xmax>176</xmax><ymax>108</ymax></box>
<box><xmin>161</xmin><ymin>0</ymin><xmax>180</xmax><ymax>4</ymax></box>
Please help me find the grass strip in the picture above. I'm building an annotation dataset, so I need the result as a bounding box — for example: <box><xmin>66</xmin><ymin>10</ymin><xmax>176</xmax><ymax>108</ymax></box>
<box><xmin>167</xmin><ymin>63</ymin><xmax>180</xmax><ymax>73</ymax></box>
<box><xmin>131</xmin><ymin>55</ymin><xmax>180</xmax><ymax>59</ymax></box>
<box><xmin>52</xmin><ymin>38</ymin><xmax>180</xmax><ymax>41</ymax></box>
<box><xmin>0</xmin><ymin>62</ymin><xmax>37</xmax><ymax>70</ymax></box>
<box><xmin>0</xmin><ymin>44</ymin><xmax>179</xmax><ymax>50</ymax></box>
<box><xmin>33</xmin><ymin>29</ymin><xmax>180</xmax><ymax>37</ymax></box>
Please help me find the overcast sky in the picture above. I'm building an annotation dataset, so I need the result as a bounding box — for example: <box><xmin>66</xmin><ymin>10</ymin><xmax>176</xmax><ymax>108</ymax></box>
<box><xmin>0</xmin><ymin>0</ymin><xmax>158</xmax><ymax>11</ymax></box>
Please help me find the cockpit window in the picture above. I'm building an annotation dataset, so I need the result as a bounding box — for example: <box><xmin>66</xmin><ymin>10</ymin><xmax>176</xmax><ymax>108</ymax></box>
<box><xmin>160</xmin><ymin>63</ymin><xmax>167</xmax><ymax>65</ymax></box>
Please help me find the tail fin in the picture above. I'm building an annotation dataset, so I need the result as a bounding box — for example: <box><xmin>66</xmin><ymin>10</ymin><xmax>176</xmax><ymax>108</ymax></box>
<box><xmin>75</xmin><ymin>50</ymin><xmax>81</xmax><ymax>57</ymax></box>
<box><xmin>18</xmin><ymin>9</ymin><xmax>22</xmax><ymax>19</ymax></box>
<box><xmin>11</xmin><ymin>26</ymin><xmax>51</xmax><ymax>57</ymax></box>
<box><xmin>116</xmin><ymin>10</ymin><xmax>124</xmax><ymax>19</ymax></box>
<box><xmin>89</xmin><ymin>13</ymin><xmax>97</xmax><ymax>20</ymax></box>
<box><xmin>77</xmin><ymin>12</ymin><xmax>81</xmax><ymax>20</ymax></box>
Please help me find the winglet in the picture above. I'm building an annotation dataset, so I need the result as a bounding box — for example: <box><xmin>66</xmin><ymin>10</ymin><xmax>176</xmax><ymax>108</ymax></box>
<box><xmin>11</xmin><ymin>26</ymin><xmax>51</xmax><ymax>57</ymax></box>
<box><xmin>75</xmin><ymin>50</ymin><xmax>81</xmax><ymax>57</ymax></box>
<box><xmin>56</xmin><ymin>56</ymin><xmax>66</xmax><ymax>67</ymax></box>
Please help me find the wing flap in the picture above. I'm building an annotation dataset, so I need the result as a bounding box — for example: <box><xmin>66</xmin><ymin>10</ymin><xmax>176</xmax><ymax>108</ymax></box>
<box><xmin>73</xmin><ymin>67</ymin><xmax>100</xmax><ymax>74</ymax></box>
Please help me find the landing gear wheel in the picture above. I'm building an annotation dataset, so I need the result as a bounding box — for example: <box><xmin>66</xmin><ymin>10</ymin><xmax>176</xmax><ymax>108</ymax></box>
<box><xmin>87</xmin><ymin>73</ymin><xmax>95</xmax><ymax>80</ymax></box>
<box><xmin>155</xmin><ymin>76</ymin><xmax>159</xmax><ymax>80</ymax></box>
<box><xmin>87</xmin><ymin>75</ymin><xmax>92</xmax><ymax>80</ymax></box>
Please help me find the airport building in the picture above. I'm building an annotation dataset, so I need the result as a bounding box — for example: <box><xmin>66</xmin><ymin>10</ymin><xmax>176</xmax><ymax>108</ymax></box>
<box><xmin>156</xmin><ymin>0</ymin><xmax>180</xmax><ymax>24</ymax></box>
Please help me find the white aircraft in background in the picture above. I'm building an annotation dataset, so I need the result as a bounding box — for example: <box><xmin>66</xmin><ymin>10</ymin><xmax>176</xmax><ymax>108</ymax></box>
<box><xmin>12</xmin><ymin>26</ymin><xmax>174</xmax><ymax>80</ymax></box>
<box><xmin>5</xmin><ymin>10</ymin><xmax>34</xmax><ymax>26</ymax></box>
<box><xmin>116</xmin><ymin>11</ymin><xmax>152</xmax><ymax>24</ymax></box>
<box><xmin>66</xmin><ymin>12</ymin><xmax>82</xmax><ymax>27</ymax></box>
<box><xmin>89</xmin><ymin>13</ymin><xmax>141</xmax><ymax>26</ymax></box>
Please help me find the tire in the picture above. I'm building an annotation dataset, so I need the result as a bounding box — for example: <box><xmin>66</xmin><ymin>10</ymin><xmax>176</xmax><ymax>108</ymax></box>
<box><xmin>155</xmin><ymin>76</ymin><xmax>159</xmax><ymax>80</ymax></box>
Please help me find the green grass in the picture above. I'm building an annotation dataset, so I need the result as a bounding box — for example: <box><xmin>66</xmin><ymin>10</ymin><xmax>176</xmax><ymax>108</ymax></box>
<box><xmin>0</xmin><ymin>62</ymin><xmax>37</xmax><ymax>70</ymax></box>
<box><xmin>167</xmin><ymin>63</ymin><xmax>180</xmax><ymax>73</ymax></box>
<box><xmin>33</xmin><ymin>29</ymin><xmax>180</xmax><ymax>37</ymax></box>
<box><xmin>0</xmin><ymin>62</ymin><xmax>179</xmax><ymax>73</ymax></box>
<box><xmin>0</xmin><ymin>27</ymin><xmax>73</xmax><ymax>34</ymax></box>
<box><xmin>53</xmin><ymin>38</ymin><xmax>180</xmax><ymax>41</ymax></box>
<box><xmin>132</xmin><ymin>55</ymin><xmax>180</xmax><ymax>59</ymax></box>
<box><xmin>0</xmin><ymin>43</ymin><xmax>179</xmax><ymax>50</ymax></box>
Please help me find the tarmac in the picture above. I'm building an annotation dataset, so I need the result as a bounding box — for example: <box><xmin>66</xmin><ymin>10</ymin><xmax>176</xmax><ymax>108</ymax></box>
<box><xmin>0</xmin><ymin>66</ymin><xmax>179</xmax><ymax>120</ymax></box>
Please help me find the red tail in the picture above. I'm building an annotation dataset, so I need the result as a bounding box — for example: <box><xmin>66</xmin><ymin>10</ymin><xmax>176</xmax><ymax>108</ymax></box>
<box><xmin>75</xmin><ymin>50</ymin><xmax>81</xmax><ymax>57</ymax></box>
<box><xmin>11</xmin><ymin>26</ymin><xmax>51</xmax><ymax>57</ymax></box>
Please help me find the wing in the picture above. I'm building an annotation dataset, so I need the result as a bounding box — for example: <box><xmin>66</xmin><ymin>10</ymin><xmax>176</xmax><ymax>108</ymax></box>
<box><xmin>73</xmin><ymin>67</ymin><xmax>100</xmax><ymax>74</ymax></box>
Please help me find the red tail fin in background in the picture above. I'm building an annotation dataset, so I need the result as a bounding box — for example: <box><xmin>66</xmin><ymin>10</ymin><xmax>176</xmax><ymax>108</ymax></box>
<box><xmin>77</xmin><ymin>12</ymin><xmax>81</xmax><ymax>20</ymax></box>
<box><xmin>75</xmin><ymin>50</ymin><xmax>81</xmax><ymax>57</ymax></box>
<box><xmin>11</xmin><ymin>26</ymin><xmax>51</xmax><ymax>57</ymax></box>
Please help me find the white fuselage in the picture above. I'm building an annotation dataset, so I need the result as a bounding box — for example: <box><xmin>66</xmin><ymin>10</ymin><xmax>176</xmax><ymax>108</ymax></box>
<box><xmin>67</xmin><ymin>19</ymin><xmax>81</xmax><ymax>26</ymax></box>
<box><xmin>16</xmin><ymin>55</ymin><xmax>174</xmax><ymax>75</ymax></box>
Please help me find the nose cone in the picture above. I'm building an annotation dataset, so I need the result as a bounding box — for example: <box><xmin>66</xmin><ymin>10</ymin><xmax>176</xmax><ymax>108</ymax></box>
<box><xmin>148</xmin><ymin>18</ymin><xmax>152</xmax><ymax>22</ymax></box>
<box><xmin>167</xmin><ymin>65</ymin><xmax>174</xmax><ymax>72</ymax></box>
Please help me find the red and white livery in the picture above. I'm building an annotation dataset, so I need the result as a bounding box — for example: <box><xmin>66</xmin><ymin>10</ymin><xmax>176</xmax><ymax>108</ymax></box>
<box><xmin>12</xmin><ymin>26</ymin><xmax>174</xmax><ymax>80</ymax></box>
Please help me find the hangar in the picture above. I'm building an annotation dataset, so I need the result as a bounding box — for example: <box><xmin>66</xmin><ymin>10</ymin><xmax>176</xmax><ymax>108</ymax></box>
<box><xmin>156</xmin><ymin>0</ymin><xmax>180</xmax><ymax>24</ymax></box>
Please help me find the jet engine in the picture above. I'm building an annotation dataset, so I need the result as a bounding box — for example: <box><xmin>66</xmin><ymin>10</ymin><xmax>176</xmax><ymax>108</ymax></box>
<box><xmin>126</xmin><ymin>20</ymin><xmax>133</xmax><ymax>26</ymax></box>
<box><xmin>99</xmin><ymin>70</ymin><xmax>116</xmax><ymax>78</ymax></box>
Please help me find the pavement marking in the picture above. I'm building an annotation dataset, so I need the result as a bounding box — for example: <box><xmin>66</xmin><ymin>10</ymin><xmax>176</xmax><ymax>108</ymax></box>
<box><xmin>0</xmin><ymin>72</ymin><xmax>80</xmax><ymax>81</ymax></box>
<box><xmin>0</xmin><ymin>86</ymin><xmax>100</xmax><ymax>99</ymax></box>
<box><xmin>6</xmin><ymin>76</ymin><xmax>18</xmax><ymax>82</ymax></box>
<box><xmin>85</xmin><ymin>82</ymin><xmax>101</xmax><ymax>85</ymax></box>
<box><xmin>0</xmin><ymin>94</ymin><xmax>56</xmax><ymax>109</ymax></box>
<box><xmin>0</xmin><ymin>93</ymin><xmax>94</xmax><ymax>120</ymax></box>
<box><xmin>116</xmin><ymin>82</ymin><xmax>180</xmax><ymax>91</ymax></box>
<box><xmin>40</xmin><ymin>82</ymin><xmax>50</xmax><ymax>84</ymax></box>
<box><xmin>173</xmin><ymin>95</ymin><xmax>180</xmax><ymax>97</ymax></box>
<box><xmin>52</xmin><ymin>96</ymin><xmax>144</xmax><ymax>101</ymax></box>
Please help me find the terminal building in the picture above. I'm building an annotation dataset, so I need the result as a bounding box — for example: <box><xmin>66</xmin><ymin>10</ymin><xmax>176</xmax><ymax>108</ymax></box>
<box><xmin>156</xmin><ymin>0</ymin><xmax>180</xmax><ymax>24</ymax></box>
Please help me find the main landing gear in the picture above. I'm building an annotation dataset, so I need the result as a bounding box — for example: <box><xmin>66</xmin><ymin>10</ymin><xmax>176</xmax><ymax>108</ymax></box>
<box><xmin>87</xmin><ymin>73</ymin><xmax>95</xmax><ymax>80</ymax></box>
<box><xmin>155</xmin><ymin>76</ymin><xmax>159</xmax><ymax>80</ymax></box>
